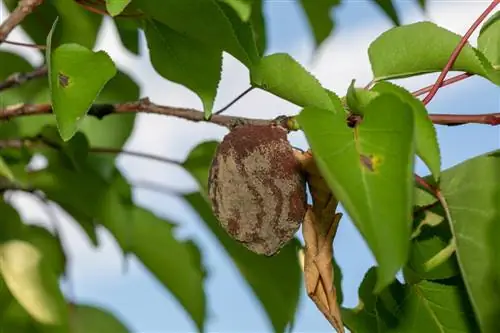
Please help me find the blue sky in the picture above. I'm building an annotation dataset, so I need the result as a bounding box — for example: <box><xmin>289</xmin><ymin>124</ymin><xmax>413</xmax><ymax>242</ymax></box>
<box><xmin>1</xmin><ymin>1</ymin><xmax>499</xmax><ymax>332</ymax></box>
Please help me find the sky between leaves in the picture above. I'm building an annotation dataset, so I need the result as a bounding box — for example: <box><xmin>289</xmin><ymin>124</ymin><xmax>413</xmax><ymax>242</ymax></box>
<box><xmin>0</xmin><ymin>1</ymin><xmax>499</xmax><ymax>332</ymax></box>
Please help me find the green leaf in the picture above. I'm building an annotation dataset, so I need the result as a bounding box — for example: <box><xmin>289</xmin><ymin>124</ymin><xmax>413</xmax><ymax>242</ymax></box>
<box><xmin>144</xmin><ymin>19</ymin><xmax>222</xmax><ymax>118</ymax></box>
<box><xmin>185</xmin><ymin>193</ymin><xmax>302</xmax><ymax>333</ymax></box>
<box><xmin>47</xmin><ymin>40</ymin><xmax>116</xmax><ymax>141</ymax></box>
<box><xmin>3</xmin><ymin>0</ymin><xmax>102</xmax><ymax>54</ymax></box>
<box><xmin>405</xmin><ymin>208</ymin><xmax>460</xmax><ymax>282</ymax></box>
<box><xmin>71</xmin><ymin>304</ymin><xmax>131</xmax><ymax>333</ymax></box>
<box><xmin>182</xmin><ymin>141</ymin><xmax>219</xmax><ymax>193</ymax></box>
<box><xmin>299</xmin><ymin>0</ymin><xmax>341</xmax><ymax>48</ymax></box>
<box><xmin>251</xmin><ymin>53</ymin><xmax>334</xmax><ymax>110</ymax></box>
<box><xmin>371</xmin><ymin>82</ymin><xmax>441</xmax><ymax>181</ymax></box>
<box><xmin>219</xmin><ymin>0</ymin><xmax>253</xmax><ymax>21</ymax></box>
<box><xmin>181</xmin><ymin>142</ymin><xmax>302</xmax><ymax>332</ymax></box>
<box><xmin>135</xmin><ymin>0</ymin><xmax>255</xmax><ymax>66</ymax></box>
<box><xmin>343</xmin><ymin>267</ymin><xmax>478</xmax><ymax>332</ymax></box>
<box><xmin>372</xmin><ymin>0</ymin><xmax>400</xmax><ymax>26</ymax></box>
<box><xmin>0</xmin><ymin>156</ymin><xmax>14</xmax><ymax>181</ymax></box>
<box><xmin>478</xmin><ymin>11</ymin><xmax>500</xmax><ymax>68</ymax></box>
<box><xmin>369</xmin><ymin>22</ymin><xmax>500</xmax><ymax>84</ymax></box>
<box><xmin>0</xmin><ymin>234</ymin><xmax>68</xmax><ymax>328</ymax></box>
<box><xmin>345</xmin><ymin>80</ymin><xmax>379</xmax><ymax>114</ymax></box>
<box><xmin>249</xmin><ymin>0</ymin><xmax>266</xmax><ymax>56</ymax></box>
<box><xmin>128</xmin><ymin>207</ymin><xmax>206</xmax><ymax>331</ymax></box>
<box><xmin>106</xmin><ymin>0</ymin><xmax>131</xmax><ymax>16</ymax></box>
<box><xmin>417</xmin><ymin>0</ymin><xmax>426</xmax><ymax>10</ymax></box>
<box><xmin>297</xmin><ymin>95</ymin><xmax>415</xmax><ymax>291</ymax></box>
<box><xmin>23</xmin><ymin>164</ymin><xmax>206</xmax><ymax>331</ymax></box>
<box><xmin>435</xmin><ymin>151</ymin><xmax>500</xmax><ymax>332</ymax></box>
<box><xmin>80</xmin><ymin>70</ymin><xmax>140</xmax><ymax>179</ymax></box>
<box><xmin>0</xmin><ymin>51</ymin><xmax>46</xmax><ymax>107</ymax></box>
<box><xmin>114</xmin><ymin>18</ymin><xmax>140</xmax><ymax>55</ymax></box>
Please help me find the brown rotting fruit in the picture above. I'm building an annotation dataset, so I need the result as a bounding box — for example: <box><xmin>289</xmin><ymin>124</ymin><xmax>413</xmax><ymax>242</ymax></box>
<box><xmin>208</xmin><ymin>124</ymin><xmax>307</xmax><ymax>256</ymax></box>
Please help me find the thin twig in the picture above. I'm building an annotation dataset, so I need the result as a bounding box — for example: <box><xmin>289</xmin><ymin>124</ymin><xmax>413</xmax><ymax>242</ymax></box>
<box><xmin>412</xmin><ymin>73</ymin><xmax>473</xmax><ymax>97</ymax></box>
<box><xmin>213</xmin><ymin>86</ymin><xmax>254</xmax><ymax>115</ymax></box>
<box><xmin>0</xmin><ymin>0</ymin><xmax>44</xmax><ymax>44</ymax></box>
<box><xmin>422</xmin><ymin>1</ymin><xmax>499</xmax><ymax>105</ymax></box>
<box><xmin>0</xmin><ymin>98</ymin><xmax>293</xmax><ymax>130</ymax></box>
<box><xmin>1</xmin><ymin>40</ymin><xmax>46</xmax><ymax>49</ymax></box>
<box><xmin>0</xmin><ymin>66</ymin><xmax>48</xmax><ymax>92</ymax></box>
<box><xmin>90</xmin><ymin>146</ymin><xmax>183</xmax><ymax>165</ymax></box>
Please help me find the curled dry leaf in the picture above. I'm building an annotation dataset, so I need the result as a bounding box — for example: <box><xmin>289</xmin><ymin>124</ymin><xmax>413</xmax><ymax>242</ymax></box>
<box><xmin>208</xmin><ymin>124</ymin><xmax>307</xmax><ymax>256</ymax></box>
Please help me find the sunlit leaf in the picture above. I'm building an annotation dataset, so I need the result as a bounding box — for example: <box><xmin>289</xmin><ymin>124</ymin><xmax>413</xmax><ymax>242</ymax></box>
<box><xmin>219</xmin><ymin>0</ymin><xmax>253</xmax><ymax>21</ymax></box>
<box><xmin>251</xmin><ymin>53</ymin><xmax>334</xmax><ymax>110</ymax></box>
<box><xmin>478</xmin><ymin>11</ymin><xmax>500</xmax><ymax>68</ymax></box>
<box><xmin>106</xmin><ymin>0</ymin><xmax>131</xmax><ymax>16</ymax></box>
<box><xmin>0</xmin><ymin>156</ymin><xmax>14</xmax><ymax>181</ymax></box>
<box><xmin>369</xmin><ymin>22</ymin><xmax>500</xmax><ymax>85</ymax></box>
<box><xmin>371</xmin><ymin>82</ymin><xmax>440</xmax><ymax>181</ymax></box>
<box><xmin>47</xmin><ymin>20</ymin><xmax>116</xmax><ymax>141</ymax></box>
<box><xmin>298</xmin><ymin>94</ymin><xmax>414</xmax><ymax>291</ymax></box>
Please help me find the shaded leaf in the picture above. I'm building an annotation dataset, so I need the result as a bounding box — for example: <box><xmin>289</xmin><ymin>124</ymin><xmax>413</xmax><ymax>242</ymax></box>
<box><xmin>3</xmin><ymin>0</ymin><xmax>102</xmax><ymax>54</ymax></box>
<box><xmin>369</xmin><ymin>22</ymin><xmax>500</xmax><ymax>84</ymax></box>
<box><xmin>0</xmin><ymin>51</ymin><xmax>46</xmax><ymax>107</ymax></box>
<box><xmin>478</xmin><ymin>11</ymin><xmax>500</xmax><ymax>68</ymax></box>
<box><xmin>0</xmin><ymin>156</ymin><xmax>14</xmax><ymax>181</ymax></box>
<box><xmin>299</xmin><ymin>0</ymin><xmax>341</xmax><ymax>48</ymax></box>
<box><xmin>114</xmin><ymin>18</ymin><xmax>140</xmax><ymax>55</ymax></box>
<box><xmin>135</xmin><ymin>0</ymin><xmax>254</xmax><ymax>66</ymax></box>
<box><xmin>343</xmin><ymin>267</ymin><xmax>478</xmax><ymax>332</ymax></box>
<box><xmin>80</xmin><ymin>70</ymin><xmax>140</xmax><ymax>179</ymax></box>
<box><xmin>249</xmin><ymin>0</ymin><xmax>267</xmax><ymax>56</ymax></box>
<box><xmin>71</xmin><ymin>304</ymin><xmax>131</xmax><ymax>332</ymax></box>
<box><xmin>251</xmin><ymin>53</ymin><xmax>334</xmax><ymax>110</ymax></box>
<box><xmin>185</xmin><ymin>193</ymin><xmax>302</xmax><ymax>333</ymax></box>
<box><xmin>22</xmin><ymin>164</ymin><xmax>206</xmax><ymax>331</ymax></box>
<box><xmin>181</xmin><ymin>142</ymin><xmax>302</xmax><ymax>333</ymax></box>
<box><xmin>127</xmin><ymin>207</ymin><xmax>206</xmax><ymax>331</ymax></box>
<box><xmin>298</xmin><ymin>95</ymin><xmax>414</xmax><ymax>291</ymax></box>
<box><xmin>106</xmin><ymin>0</ymin><xmax>132</xmax><ymax>16</ymax></box>
<box><xmin>144</xmin><ymin>19</ymin><xmax>222</xmax><ymax>117</ymax></box>
<box><xmin>405</xmin><ymin>208</ymin><xmax>460</xmax><ymax>282</ymax></box>
<box><xmin>435</xmin><ymin>151</ymin><xmax>500</xmax><ymax>332</ymax></box>
<box><xmin>372</xmin><ymin>0</ymin><xmax>400</xmax><ymax>26</ymax></box>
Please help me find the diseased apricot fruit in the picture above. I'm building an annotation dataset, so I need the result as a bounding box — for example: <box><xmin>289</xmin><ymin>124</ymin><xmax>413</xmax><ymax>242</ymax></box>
<box><xmin>208</xmin><ymin>125</ymin><xmax>307</xmax><ymax>256</ymax></box>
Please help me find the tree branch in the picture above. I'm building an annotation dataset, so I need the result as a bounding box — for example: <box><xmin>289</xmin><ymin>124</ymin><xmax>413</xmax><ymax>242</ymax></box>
<box><xmin>429</xmin><ymin>113</ymin><xmax>500</xmax><ymax>126</ymax></box>
<box><xmin>0</xmin><ymin>98</ymin><xmax>293</xmax><ymax>130</ymax></box>
<box><xmin>0</xmin><ymin>65</ymin><xmax>48</xmax><ymax>92</ymax></box>
<box><xmin>0</xmin><ymin>0</ymin><xmax>44</xmax><ymax>44</ymax></box>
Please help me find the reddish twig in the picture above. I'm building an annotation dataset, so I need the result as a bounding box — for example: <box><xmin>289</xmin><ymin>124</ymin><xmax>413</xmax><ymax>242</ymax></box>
<box><xmin>0</xmin><ymin>66</ymin><xmax>48</xmax><ymax>92</ymax></box>
<box><xmin>422</xmin><ymin>1</ymin><xmax>499</xmax><ymax>105</ymax></box>
<box><xmin>0</xmin><ymin>0</ymin><xmax>44</xmax><ymax>44</ymax></box>
<box><xmin>412</xmin><ymin>73</ymin><xmax>473</xmax><ymax>97</ymax></box>
<box><xmin>429</xmin><ymin>113</ymin><xmax>500</xmax><ymax>126</ymax></box>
